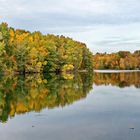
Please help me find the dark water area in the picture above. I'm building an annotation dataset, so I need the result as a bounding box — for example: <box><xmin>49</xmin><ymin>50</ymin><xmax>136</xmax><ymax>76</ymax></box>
<box><xmin>0</xmin><ymin>72</ymin><xmax>140</xmax><ymax>140</ymax></box>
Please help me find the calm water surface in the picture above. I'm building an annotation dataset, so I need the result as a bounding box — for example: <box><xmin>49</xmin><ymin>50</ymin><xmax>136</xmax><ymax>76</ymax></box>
<box><xmin>0</xmin><ymin>72</ymin><xmax>140</xmax><ymax>140</ymax></box>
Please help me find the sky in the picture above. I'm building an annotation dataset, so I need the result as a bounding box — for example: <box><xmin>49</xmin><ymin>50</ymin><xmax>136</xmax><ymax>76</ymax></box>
<box><xmin>0</xmin><ymin>0</ymin><xmax>140</xmax><ymax>53</ymax></box>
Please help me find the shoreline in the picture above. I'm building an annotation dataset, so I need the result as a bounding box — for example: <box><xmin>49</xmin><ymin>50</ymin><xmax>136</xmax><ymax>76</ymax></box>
<box><xmin>94</xmin><ymin>70</ymin><xmax>140</xmax><ymax>73</ymax></box>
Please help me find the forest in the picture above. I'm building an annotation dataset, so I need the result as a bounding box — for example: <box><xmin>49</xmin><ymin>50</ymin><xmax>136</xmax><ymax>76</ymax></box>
<box><xmin>0</xmin><ymin>22</ymin><xmax>140</xmax><ymax>73</ymax></box>
<box><xmin>93</xmin><ymin>51</ymin><xmax>140</xmax><ymax>70</ymax></box>
<box><xmin>0</xmin><ymin>22</ymin><xmax>93</xmax><ymax>74</ymax></box>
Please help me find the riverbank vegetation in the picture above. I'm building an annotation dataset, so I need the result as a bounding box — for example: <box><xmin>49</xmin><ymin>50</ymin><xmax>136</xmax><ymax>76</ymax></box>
<box><xmin>93</xmin><ymin>51</ymin><xmax>140</xmax><ymax>70</ymax></box>
<box><xmin>0</xmin><ymin>22</ymin><xmax>93</xmax><ymax>74</ymax></box>
<box><xmin>1</xmin><ymin>22</ymin><xmax>140</xmax><ymax>73</ymax></box>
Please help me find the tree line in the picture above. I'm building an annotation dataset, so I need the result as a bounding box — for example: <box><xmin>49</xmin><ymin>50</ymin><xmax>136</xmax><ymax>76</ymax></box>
<box><xmin>93</xmin><ymin>51</ymin><xmax>140</xmax><ymax>70</ymax></box>
<box><xmin>0</xmin><ymin>22</ymin><xmax>93</xmax><ymax>74</ymax></box>
<box><xmin>1</xmin><ymin>22</ymin><xmax>140</xmax><ymax>72</ymax></box>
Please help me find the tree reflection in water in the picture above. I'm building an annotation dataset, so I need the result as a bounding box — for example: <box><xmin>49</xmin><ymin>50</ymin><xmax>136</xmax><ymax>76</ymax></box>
<box><xmin>0</xmin><ymin>72</ymin><xmax>139</xmax><ymax>123</ymax></box>
<box><xmin>0</xmin><ymin>73</ymin><xmax>93</xmax><ymax>123</ymax></box>
<box><xmin>93</xmin><ymin>72</ymin><xmax>140</xmax><ymax>88</ymax></box>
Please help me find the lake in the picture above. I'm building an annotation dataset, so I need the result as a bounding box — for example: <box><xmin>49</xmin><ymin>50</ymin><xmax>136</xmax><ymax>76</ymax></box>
<box><xmin>0</xmin><ymin>72</ymin><xmax>140</xmax><ymax>140</ymax></box>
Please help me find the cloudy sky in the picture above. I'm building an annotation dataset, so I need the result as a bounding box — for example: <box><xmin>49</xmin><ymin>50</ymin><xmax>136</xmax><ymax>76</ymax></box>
<box><xmin>0</xmin><ymin>0</ymin><xmax>140</xmax><ymax>53</ymax></box>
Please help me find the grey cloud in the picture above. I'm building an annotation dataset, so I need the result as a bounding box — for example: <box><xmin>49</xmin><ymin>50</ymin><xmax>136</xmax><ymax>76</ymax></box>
<box><xmin>0</xmin><ymin>0</ymin><xmax>140</xmax><ymax>53</ymax></box>
<box><xmin>1</xmin><ymin>0</ymin><xmax>140</xmax><ymax>29</ymax></box>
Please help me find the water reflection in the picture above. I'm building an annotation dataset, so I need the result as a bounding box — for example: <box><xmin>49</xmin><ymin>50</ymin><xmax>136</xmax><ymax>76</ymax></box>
<box><xmin>0</xmin><ymin>73</ymin><xmax>93</xmax><ymax>123</ymax></box>
<box><xmin>93</xmin><ymin>72</ymin><xmax>140</xmax><ymax>88</ymax></box>
<box><xmin>0</xmin><ymin>72</ymin><xmax>140</xmax><ymax>123</ymax></box>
